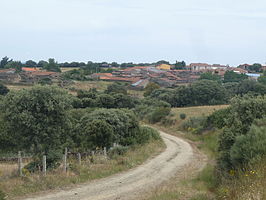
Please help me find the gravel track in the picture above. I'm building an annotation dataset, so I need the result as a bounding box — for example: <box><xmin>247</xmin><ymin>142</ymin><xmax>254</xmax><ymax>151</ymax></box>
<box><xmin>25</xmin><ymin>131</ymin><xmax>194</xmax><ymax>200</ymax></box>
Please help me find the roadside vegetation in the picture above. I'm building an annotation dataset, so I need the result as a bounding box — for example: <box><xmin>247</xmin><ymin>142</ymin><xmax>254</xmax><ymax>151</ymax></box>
<box><xmin>0</xmin><ymin>139</ymin><xmax>165</xmax><ymax>199</ymax></box>
<box><xmin>1</xmin><ymin>63</ymin><xmax>266</xmax><ymax>200</ymax></box>
<box><xmin>0</xmin><ymin>84</ymin><xmax>164</xmax><ymax>199</ymax></box>
<box><xmin>143</xmin><ymin>96</ymin><xmax>266</xmax><ymax>200</ymax></box>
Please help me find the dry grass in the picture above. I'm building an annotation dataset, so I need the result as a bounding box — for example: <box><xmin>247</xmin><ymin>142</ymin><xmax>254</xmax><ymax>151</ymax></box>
<box><xmin>5</xmin><ymin>84</ymin><xmax>33</xmax><ymax>91</ymax></box>
<box><xmin>216</xmin><ymin>159</ymin><xmax>266</xmax><ymax>200</ymax></box>
<box><xmin>60</xmin><ymin>67</ymin><xmax>79</xmax><ymax>73</ymax></box>
<box><xmin>127</xmin><ymin>89</ymin><xmax>144</xmax><ymax>98</ymax></box>
<box><xmin>68</xmin><ymin>81</ymin><xmax>112</xmax><ymax>92</ymax></box>
<box><xmin>0</xmin><ymin>140</ymin><xmax>165</xmax><ymax>199</ymax></box>
<box><xmin>161</xmin><ymin>105</ymin><xmax>229</xmax><ymax>134</ymax></box>
<box><xmin>0</xmin><ymin>163</ymin><xmax>18</xmax><ymax>177</ymax></box>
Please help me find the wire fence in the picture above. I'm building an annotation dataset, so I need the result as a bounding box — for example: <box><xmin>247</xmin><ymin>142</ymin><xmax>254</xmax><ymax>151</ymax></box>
<box><xmin>0</xmin><ymin>144</ymin><xmax>119</xmax><ymax>179</ymax></box>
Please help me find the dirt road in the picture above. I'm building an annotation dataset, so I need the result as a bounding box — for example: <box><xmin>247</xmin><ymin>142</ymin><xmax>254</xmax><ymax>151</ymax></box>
<box><xmin>25</xmin><ymin>131</ymin><xmax>194</xmax><ymax>200</ymax></box>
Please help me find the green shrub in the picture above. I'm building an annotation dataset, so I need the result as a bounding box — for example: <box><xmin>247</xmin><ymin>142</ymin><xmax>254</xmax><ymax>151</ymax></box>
<box><xmin>161</xmin><ymin>116</ymin><xmax>176</xmax><ymax>126</ymax></box>
<box><xmin>218</xmin><ymin>96</ymin><xmax>266</xmax><ymax>171</ymax></box>
<box><xmin>0</xmin><ymin>189</ymin><xmax>6</xmax><ymax>200</ymax></box>
<box><xmin>108</xmin><ymin>146</ymin><xmax>129</xmax><ymax>158</ymax></box>
<box><xmin>230</xmin><ymin>120</ymin><xmax>266</xmax><ymax>168</ymax></box>
<box><xmin>147</xmin><ymin>107</ymin><xmax>171</xmax><ymax>124</ymax></box>
<box><xmin>181</xmin><ymin>116</ymin><xmax>207</xmax><ymax>134</ymax></box>
<box><xmin>25</xmin><ymin>150</ymin><xmax>62</xmax><ymax>172</ymax></box>
<box><xmin>134</xmin><ymin>126</ymin><xmax>161</xmax><ymax>144</ymax></box>
<box><xmin>205</xmin><ymin>108</ymin><xmax>230</xmax><ymax>129</ymax></box>
<box><xmin>180</xmin><ymin>113</ymin><xmax>186</xmax><ymax>120</ymax></box>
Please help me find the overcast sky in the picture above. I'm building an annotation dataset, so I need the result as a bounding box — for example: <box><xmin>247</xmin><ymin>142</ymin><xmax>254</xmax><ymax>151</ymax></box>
<box><xmin>1</xmin><ymin>0</ymin><xmax>266</xmax><ymax>66</ymax></box>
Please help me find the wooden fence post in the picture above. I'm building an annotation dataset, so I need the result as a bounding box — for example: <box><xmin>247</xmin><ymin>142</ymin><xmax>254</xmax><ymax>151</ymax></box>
<box><xmin>91</xmin><ymin>151</ymin><xmax>95</xmax><ymax>163</ymax></box>
<box><xmin>43</xmin><ymin>155</ymin><xmax>46</xmax><ymax>176</ymax></box>
<box><xmin>18</xmin><ymin>151</ymin><xmax>23</xmax><ymax>176</ymax></box>
<box><xmin>63</xmin><ymin>148</ymin><xmax>67</xmax><ymax>173</ymax></box>
<box><xmin>77</xmin><ymin>153</ymin><xmax>81</xmax><ymax>165</ymax></box>
<box><xmin>103</xmin><ymin>147</ymin><xmax>107</xmax><ymax>158</ymax></box>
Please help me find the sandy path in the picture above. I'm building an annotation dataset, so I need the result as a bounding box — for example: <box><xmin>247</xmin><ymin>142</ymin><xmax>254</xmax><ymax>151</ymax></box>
<box><xmin>25</xmin><ymin>131</ymin><xmax>194</xmax><ymax>200</ymax></box>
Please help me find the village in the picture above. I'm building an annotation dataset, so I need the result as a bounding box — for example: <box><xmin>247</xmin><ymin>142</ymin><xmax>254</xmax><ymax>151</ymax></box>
<box><xmin>0</xmin><ymin>62</ymin><xmax>264</xmax><ymax>89</ymax></box>
<box><xmin>89</xmin><ymin>62</ymin><xmax>264</xmax><ymax>89</ymax></box>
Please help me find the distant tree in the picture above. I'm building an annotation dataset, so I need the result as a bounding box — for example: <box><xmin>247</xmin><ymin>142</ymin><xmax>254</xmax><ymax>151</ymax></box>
<box><xmin>105</xmin><ymin>82</ymin><xmax>127</xmax><ymax>95</ymax></box>
<box><xmin>174</xmin><ymin>61</ymin><xmax>186</xmax><ymax>69</ymax></box>
<box><xmin>144</xmin><ymin>82</ymin><xmax>160</xmax><ymax>97</ymax></box>
<box><xmin>0</xmin><ymin>57</ymin><xmax>12</xmax><ymax>68</ymax></box>
<box><xmin>111</xmin><ymin>62</ymin><xmax>119</xmax><ymax>67</ymax></box>
<box><xmin>25</xmin><ymin>60</ymin><xmax>37</xmax><ymax>68</ymax></box>
<box><xmin>235</xmin><ymin>80</ymin><xmax>266</xmax><ymax>96</ymax></box>
<box><xmin>190</xmin><ymin>80</ymin><xmax>229</xmax><ymax>105</ymax></box>
<box><xmin>4</xmin><ymin>61</ymin><xmax>23</xmax><ymax>72</ymax></box>
<box><xmin>43</xmin><ymin>58</ymin><xmax>61</xmax><ymax>72</ymax></box>
<box><xmin>249</xmin><ymin>63</ymin><xmax>262</xmax><ymax>73</ymax></box>
<box><xmin>200</xmin><ymin>72</ymin><xmax>222</xmax><ymax>83</ymax></box>
<box><xmin>156</xmin><ymin>60</ymin><xmax>170</xmax><ymax>65</ymax></box>
<box><xmin>96</xmin><ymin>94</ymin><xmax>115</xmax><ymax>108</ymax></box>
<box><xmin>120</xmin><ymin>63</ymin><xmax>135</xmax><ymax>68</ymax></box>
<box><xmin>223</xmin><ymin>71</ymin><xmax>248</xmax><ymax>83</ymax></box>
<box><xmin>112</xmin><ymin>93</ymin><xmax>139</xmax><ymax>109</ymax></box>
<box><xmin>258</xmin><ymin>70</ymin><xmax>266</xmax><ymax>85</ymax></box>
<box><xmin>37</xmin><ymin>60</ymin><xmax>48</xmax><ymax>68</ymax></box>
<box><xmin>0</xmin><ymin>84</ymin><xmax>9</xmax><ymax>95</ymax></box>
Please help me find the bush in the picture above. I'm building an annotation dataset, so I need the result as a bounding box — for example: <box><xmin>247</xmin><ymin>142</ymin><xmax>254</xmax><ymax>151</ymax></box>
<box><xmin>108</xmin><ymin>146</ymin><xmax>129</xmax><ymax>158</ymax></box>
<box><xmin>147</xmin><ymin>107</ymin><xmax>171</xmax><ymax>124</ymax></box>
<box><xmin>181</xmin><ymin>116</ymin><xmax>207</xmax><ymax>134</ymax></box>
<box><xmin>161</xmin><ymin>116</ymin><xmax>176</xmax><ymax>126</ymax></box>
<box><xmin>180</xmin><ymin>113</ymin><xmax>186</xmax><ymax>120</ymax></box>
<box><xmin>0</xmin><ymin>189</ymin><xmax>6</xmax><ymax>200</ymax></box>
<box><xmin>230</xmin><ymin>120</ymin><xmax>266</xmax><ymax>168</ymax></box>
<box><xmin>218</xmin><ymin>96</ymin><xmax>266</xmax><ymax>171</ymax></box>
<box><xmin>24</xmin><ymin>150</ymin><xmax>62</xmax><ymax>172</ymax></box>
<box><xmin>0</xmin><ymin>84</ymin><xmax>9</xmax><ymax>96</ymax></box>
<box><xmin>137</xmin><ymin>126</ymin><xmax>161</xmax><ymax>144</ymax></box>
<box><xmin>205</xmin><ymin>107</ymin><xmax>230</xmax><ymax>129</ymax></box>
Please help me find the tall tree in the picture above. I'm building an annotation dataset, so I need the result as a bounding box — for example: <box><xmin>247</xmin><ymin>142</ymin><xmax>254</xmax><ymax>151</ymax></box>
<box><xmin>4</xmin><ymin>61</ymin><xmax>23</xmax><ymax>72</ymax></box>
<box><xmin>25</xmin><ymin>60</ymin><xmax>37</xmax><ymax>68</ymax></box>
<box><xmin>43</xmin><ymin>58</ymin><xmax>61</xmax><ymax>72</ymax></box>
<box><xmin>0</xmin><ymin>57</ymin><xmax>12</xmax><ymax>68</ymax></box>
<box><xmin>174</xmin><ymin>61</ymin><xmax>186</xmax><ymax>69</ymax></box>
<box><xmin>199</xmin><ymin>72</ymin><xmax>221</xmax><ymax>83</ymax></box>
<box><xmin>224</xmin><ymin>71</ymin><xmax>248</xmax><ymax>83</ymax></box>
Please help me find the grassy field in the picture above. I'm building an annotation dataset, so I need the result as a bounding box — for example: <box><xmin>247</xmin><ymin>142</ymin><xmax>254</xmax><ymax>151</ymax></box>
<box><xmin>171</xmin><ymin>105</ymin><xmax>229</xmax><ymax>128</ymax></box>
<box><xmin>60</xmin><ymin>67</ymin><xmax>79</xmax><ymax>72</ymax></box>
<box><xmin>0</xmin><ymin>139</ymin><xmax>165</xmax><ymax>199</ymax></box>
<box><xmin>67</xmin><ymin>81</ymin><xmax>112</xmax><ymax>92</ymax></box>
<box><xmin>5</xmin><ymin>84</ymin><xmax>33</xmax><ymax>91</ymax></box>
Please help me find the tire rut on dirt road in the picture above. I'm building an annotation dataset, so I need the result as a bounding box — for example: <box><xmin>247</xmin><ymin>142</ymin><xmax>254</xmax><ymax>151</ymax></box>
<box><xmin>24</xmin><ymin>131</ymin><xmax>194</xmax><ymax>200</ymax></box>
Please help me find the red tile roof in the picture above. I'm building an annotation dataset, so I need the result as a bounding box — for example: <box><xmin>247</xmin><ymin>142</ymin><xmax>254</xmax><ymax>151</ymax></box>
<box><xmin>94</xmin><ymin>73</ymin><xmax>112</xmax><ymax>76</ymax></box>
<box><xmin>22</xmin><ymin>67</ymin><xmax>39</xmax><ymax>72</ymax></box>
